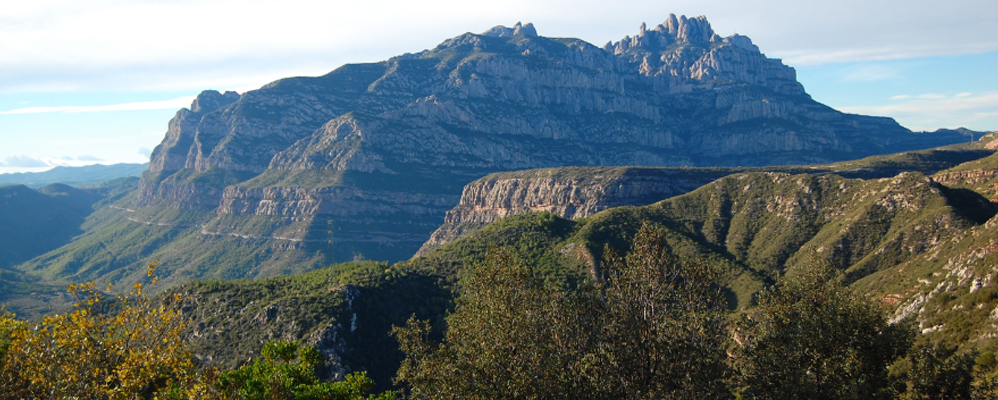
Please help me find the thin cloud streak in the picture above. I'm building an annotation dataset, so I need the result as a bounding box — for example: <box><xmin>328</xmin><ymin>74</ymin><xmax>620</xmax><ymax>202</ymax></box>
<box><xmin>840</xmin><ymin>64</ymin><xmax>900</xmax><ymax>83</ymax></box>
<box><xmin>775</xmin><ymin>41</ymin><xmax>998</xmax><ymax>67</ymax></box>
<box><xmin>0</xmin><ymin>96</ymin><xmax>195</xmax><ymax>114</ymax></box>
<box><xmin>840</xmin><ymin>92</ymin><xmax>998</xmax><ymax>131</ymax></box>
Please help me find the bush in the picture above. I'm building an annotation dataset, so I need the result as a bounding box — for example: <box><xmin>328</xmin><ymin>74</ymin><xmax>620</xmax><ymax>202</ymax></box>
<box><xmin>0</xmin><ymin>264</ymin><xmax>194</xmax><ymax>399</ymax></box>
<box><xmin>732</xmin><ymin>265</ymin><xmax>913</xmax><ymax>400</ymax></box>
<box><xmin>210</xmin><ymin>339</ymin><xmax>396</xmax><ymax>400</ymax></box>
<box><xmin>891</xmin><ymin>343</ymin><xmax>974</xmax><ymax>399</ymax></box>
<box><xmin>0</xmin><ymin>264</ymin><xmax>397</xmax><ymax>400</ymax></box>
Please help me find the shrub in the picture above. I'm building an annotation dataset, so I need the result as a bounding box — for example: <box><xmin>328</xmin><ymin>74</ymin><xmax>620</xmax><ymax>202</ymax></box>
<box><xmin>732</xmin><ymin>265</ymin><xmax>913</xmax><ymax>400</ymax></box>
<box><xmin>208</xmin><ymin>339</ymin><xmax>396</xmax><ymax>400</ymax></box>
<box><xmin>0</xmin><ymin>264</ymin><xmax>193</xmax><ymax>400</ymax></box>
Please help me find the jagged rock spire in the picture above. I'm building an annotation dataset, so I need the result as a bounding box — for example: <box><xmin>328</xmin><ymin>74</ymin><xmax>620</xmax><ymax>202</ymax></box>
<box><xmin>604</xmin><ymin>14</ymin><xmax>723</xmax><ymax>54</ymax></box>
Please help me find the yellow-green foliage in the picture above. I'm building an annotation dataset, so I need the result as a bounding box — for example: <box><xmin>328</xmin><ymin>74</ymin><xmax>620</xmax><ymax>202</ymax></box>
<box><xmin>0</xmin><ymin>309</ymin><xmax>24</xmax><ymax>366</ymax></box>
<box><xmin>732</xmin><ymin>266</ymin><xmax>914</xmax><ymax>400</ymax></box>
<box><xmin>0</xmin><ymin>265</ymin><xmax>397</xmax><ymax>400</ymax></box>
<box><xmin>0</xmin><ymin>264</ymin><xmax>194</xmax><ymax>399</ymax></box>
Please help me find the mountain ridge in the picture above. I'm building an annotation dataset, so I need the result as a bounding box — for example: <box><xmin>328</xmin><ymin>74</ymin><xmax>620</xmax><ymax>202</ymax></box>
<box><xmin>11</xmin><ymin>14</ymin><xmax>972</xmax><ymax>297</ymax></box>
<box><xmin>0</xmin><ymin>163</ymin><xmax>147</xmax><ymax>188</ymax></box>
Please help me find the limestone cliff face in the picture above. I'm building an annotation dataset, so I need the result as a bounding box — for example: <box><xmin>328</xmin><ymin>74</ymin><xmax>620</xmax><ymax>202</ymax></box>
<box><xmin>416</xmin><ymin>167</ymin><xmax>736</xmax><ymax>255</ymax></box>
<box><xmin>932</xmin><ymin>134</ymin><xmax>998</xmax><ymax>200</ymax></box>
<box><xmin>148</xmin><ymin>90</ymin><xmax>241</xmax><ymax>175</ymax></box>
<box><xmin>126</xmin><ymin>14</ymin><xmax>967</xmax><ymax>271</ymax></box>
<box><xmin>209</xmin><ymin>183</ymin><xmax>459</xmax><ymax>253</ymax></box>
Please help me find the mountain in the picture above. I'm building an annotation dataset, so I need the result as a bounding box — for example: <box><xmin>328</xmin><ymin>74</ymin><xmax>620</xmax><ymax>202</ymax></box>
<box><xmin>11</xmin><ymin>14</ymin><xmax>970</xmax><ymax>297</ymax></box>
<box><xmin>0</xmin><ymin>163</ymin><xmax>147</xmax><ymax>188</ymax></box>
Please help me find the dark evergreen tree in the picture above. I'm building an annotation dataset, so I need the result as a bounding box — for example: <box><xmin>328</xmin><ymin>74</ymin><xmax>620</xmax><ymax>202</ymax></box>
<box><xmin>733</xmin><ymin>265</ymin><xmax>913</xmax><ymax>400</ymax></box>
<box><xmin>394</xmin><ymin>224</ymin><xmax>731</xmax><ymax>399</ymax></box>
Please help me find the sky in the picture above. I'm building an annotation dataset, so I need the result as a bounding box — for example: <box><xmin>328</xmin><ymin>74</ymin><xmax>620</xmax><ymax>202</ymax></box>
<box><xmin>1</xmin><ymin>0</ymin><xmax>996</xmax><ymax>174</ymax></box>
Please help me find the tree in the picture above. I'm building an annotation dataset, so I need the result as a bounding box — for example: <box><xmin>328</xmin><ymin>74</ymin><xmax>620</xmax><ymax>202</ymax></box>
<box><xmin>0</xmin><ymin>309</ymin><xmax>26</xmax><ymax>393</ymax></box>
<box><xmin>595</xmin><ymin>223</ymin><xmax>730</xmax><ymax>399</ymax></box>
<box><xmin>0</xmin><ymin>309</ymin><xmax>23</xmax><ymax>363</ymax></box>
<box><xmin>892</xmin><ymin>343</ymin><xmax>974</xmax><ymax>400</ymax></box>
<box><xmin>394</xmin><ymin>223</ymin><xmax>732</xmax><ymax>399</ymax></box>
<box><xmin>732</xmin><ymin>265</ymin><xmax>913</xmax><ymax>400</ymax></box>
<box><xmin>394</xmin><ymin>248</ymin><xmax>596</xmax><ymax>399</ymax></box>
<box><xmin>207</xmin><ymin>339</ymin><xmax>396</xmax><ymax>400</ymax></box>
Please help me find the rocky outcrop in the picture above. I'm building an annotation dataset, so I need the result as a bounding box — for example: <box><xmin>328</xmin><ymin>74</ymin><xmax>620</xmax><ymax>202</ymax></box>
<box><xmin>147</xmin><ymin>90</ymin><xmax>240</xmax><ymax>175</ymax></box>
<box><xmin>416</xmin><ymin>167</ymin><xmax>738</xmax><ymax>255</ymax></box>
<box><xmin>209</xmin><ymin>183</ymin><xmax>459</xmax><ymax>260</ymax></box>
<box><xmin>177</xmin><ymin>281</ymin><xmax>356</xmax><ymax>381</ymax></box>
<box><xmin>932</xmin><ymin>136</ymin><xmax>998</xmax><ymax>200</ymax></box>
<box><xmin>605</xmin><ymin>14</ymin><xmax>803</xmax><ymax>96</ymax></box>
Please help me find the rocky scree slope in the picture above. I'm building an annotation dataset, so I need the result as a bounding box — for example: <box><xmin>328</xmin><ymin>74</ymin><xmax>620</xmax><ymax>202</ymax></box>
<box><xmin>22</xmin><ymin>15</ymin><xmax>968</xmax><ymax>289</ymax></box>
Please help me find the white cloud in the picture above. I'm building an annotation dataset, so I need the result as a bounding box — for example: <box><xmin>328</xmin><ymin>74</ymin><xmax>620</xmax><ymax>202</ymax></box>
<box><xmin>774</xmin><ymin>42</ymin><xmax>998</xmax><ymax>67</ymax></box>
<box><xmin>840</xmin><ymin>92</ymin><xmax>998</xmax><ymax>131</ymax></box>
<box><xmin>77</xmin><ymin>155</ymin><xmax>103</xmax><ymax>161</ymax></box>
<box><xmin>0</xmin><ymin>155</ymin><xmax>49</xmax><ymax>167</ymax></box>
<box><xmin>840</xmin><ymin>64</ymin><xmax>900</xmax><ymax>83</ymax></box>
<box><xmin>0</xmin><ymin>96</ymin><xmax>194</xmax><ymax>114</ymax></box>
<box><xmin>891</xmin><ymin>95</ymin><xmax>911</xmax><ymax>100</ymax></box>
<box><xmin>137</xmin><ymin>147</ymin><xmax>152</xmax><ymax>158</ymax></box>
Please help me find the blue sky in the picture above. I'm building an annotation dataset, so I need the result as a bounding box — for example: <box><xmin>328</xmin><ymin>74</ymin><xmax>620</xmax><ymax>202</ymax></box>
<box><xmin>1</xmin><ymin>0</ymin><xmax>996</xmax><ymax>173</ymax></box>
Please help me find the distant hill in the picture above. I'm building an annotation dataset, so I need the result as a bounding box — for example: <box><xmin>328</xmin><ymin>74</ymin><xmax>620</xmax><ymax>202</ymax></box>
<box><xmin>0</xmin><ymin>178</ymin><xmax>138</xmax><ymax>270</ymax></box>
<box><xmin>0</xmin><ymin>163</ymin><xmax>147</xmax><ymax>188</ymax></box>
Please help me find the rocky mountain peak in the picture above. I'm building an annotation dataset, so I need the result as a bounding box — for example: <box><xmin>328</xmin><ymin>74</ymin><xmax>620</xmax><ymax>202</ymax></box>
<box><xmin>189</xmin><ymin>90</ymin><xmax>240</xmax><ymax>114</ymax></box>
<box><xmin>514</xmin><ymin>22</ymin><xmax>537</xmax><ymax>37</ymax></box>
<box><xmin>723</xmin><ymin>34</ymin><xmax>759</xmax><ymax>52</ymax></box>
<box><xmin>600</xmin><ymin>14</ymin><xmax>803</xmax><ymax>95</ymax></box>
<box><xmin>126</xmin><ymin>15</ymin><xmax>968</xmax><ymax>272</ymax></box>
<box><xmin>604</xmin><ymin>14</ymin><xmax>722</xmax><ymax>55</ymax></box>
<box><xmin>482</xmin><ymin>22</ymin><xmax>538</xmax><ymax>38</ymax></box>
